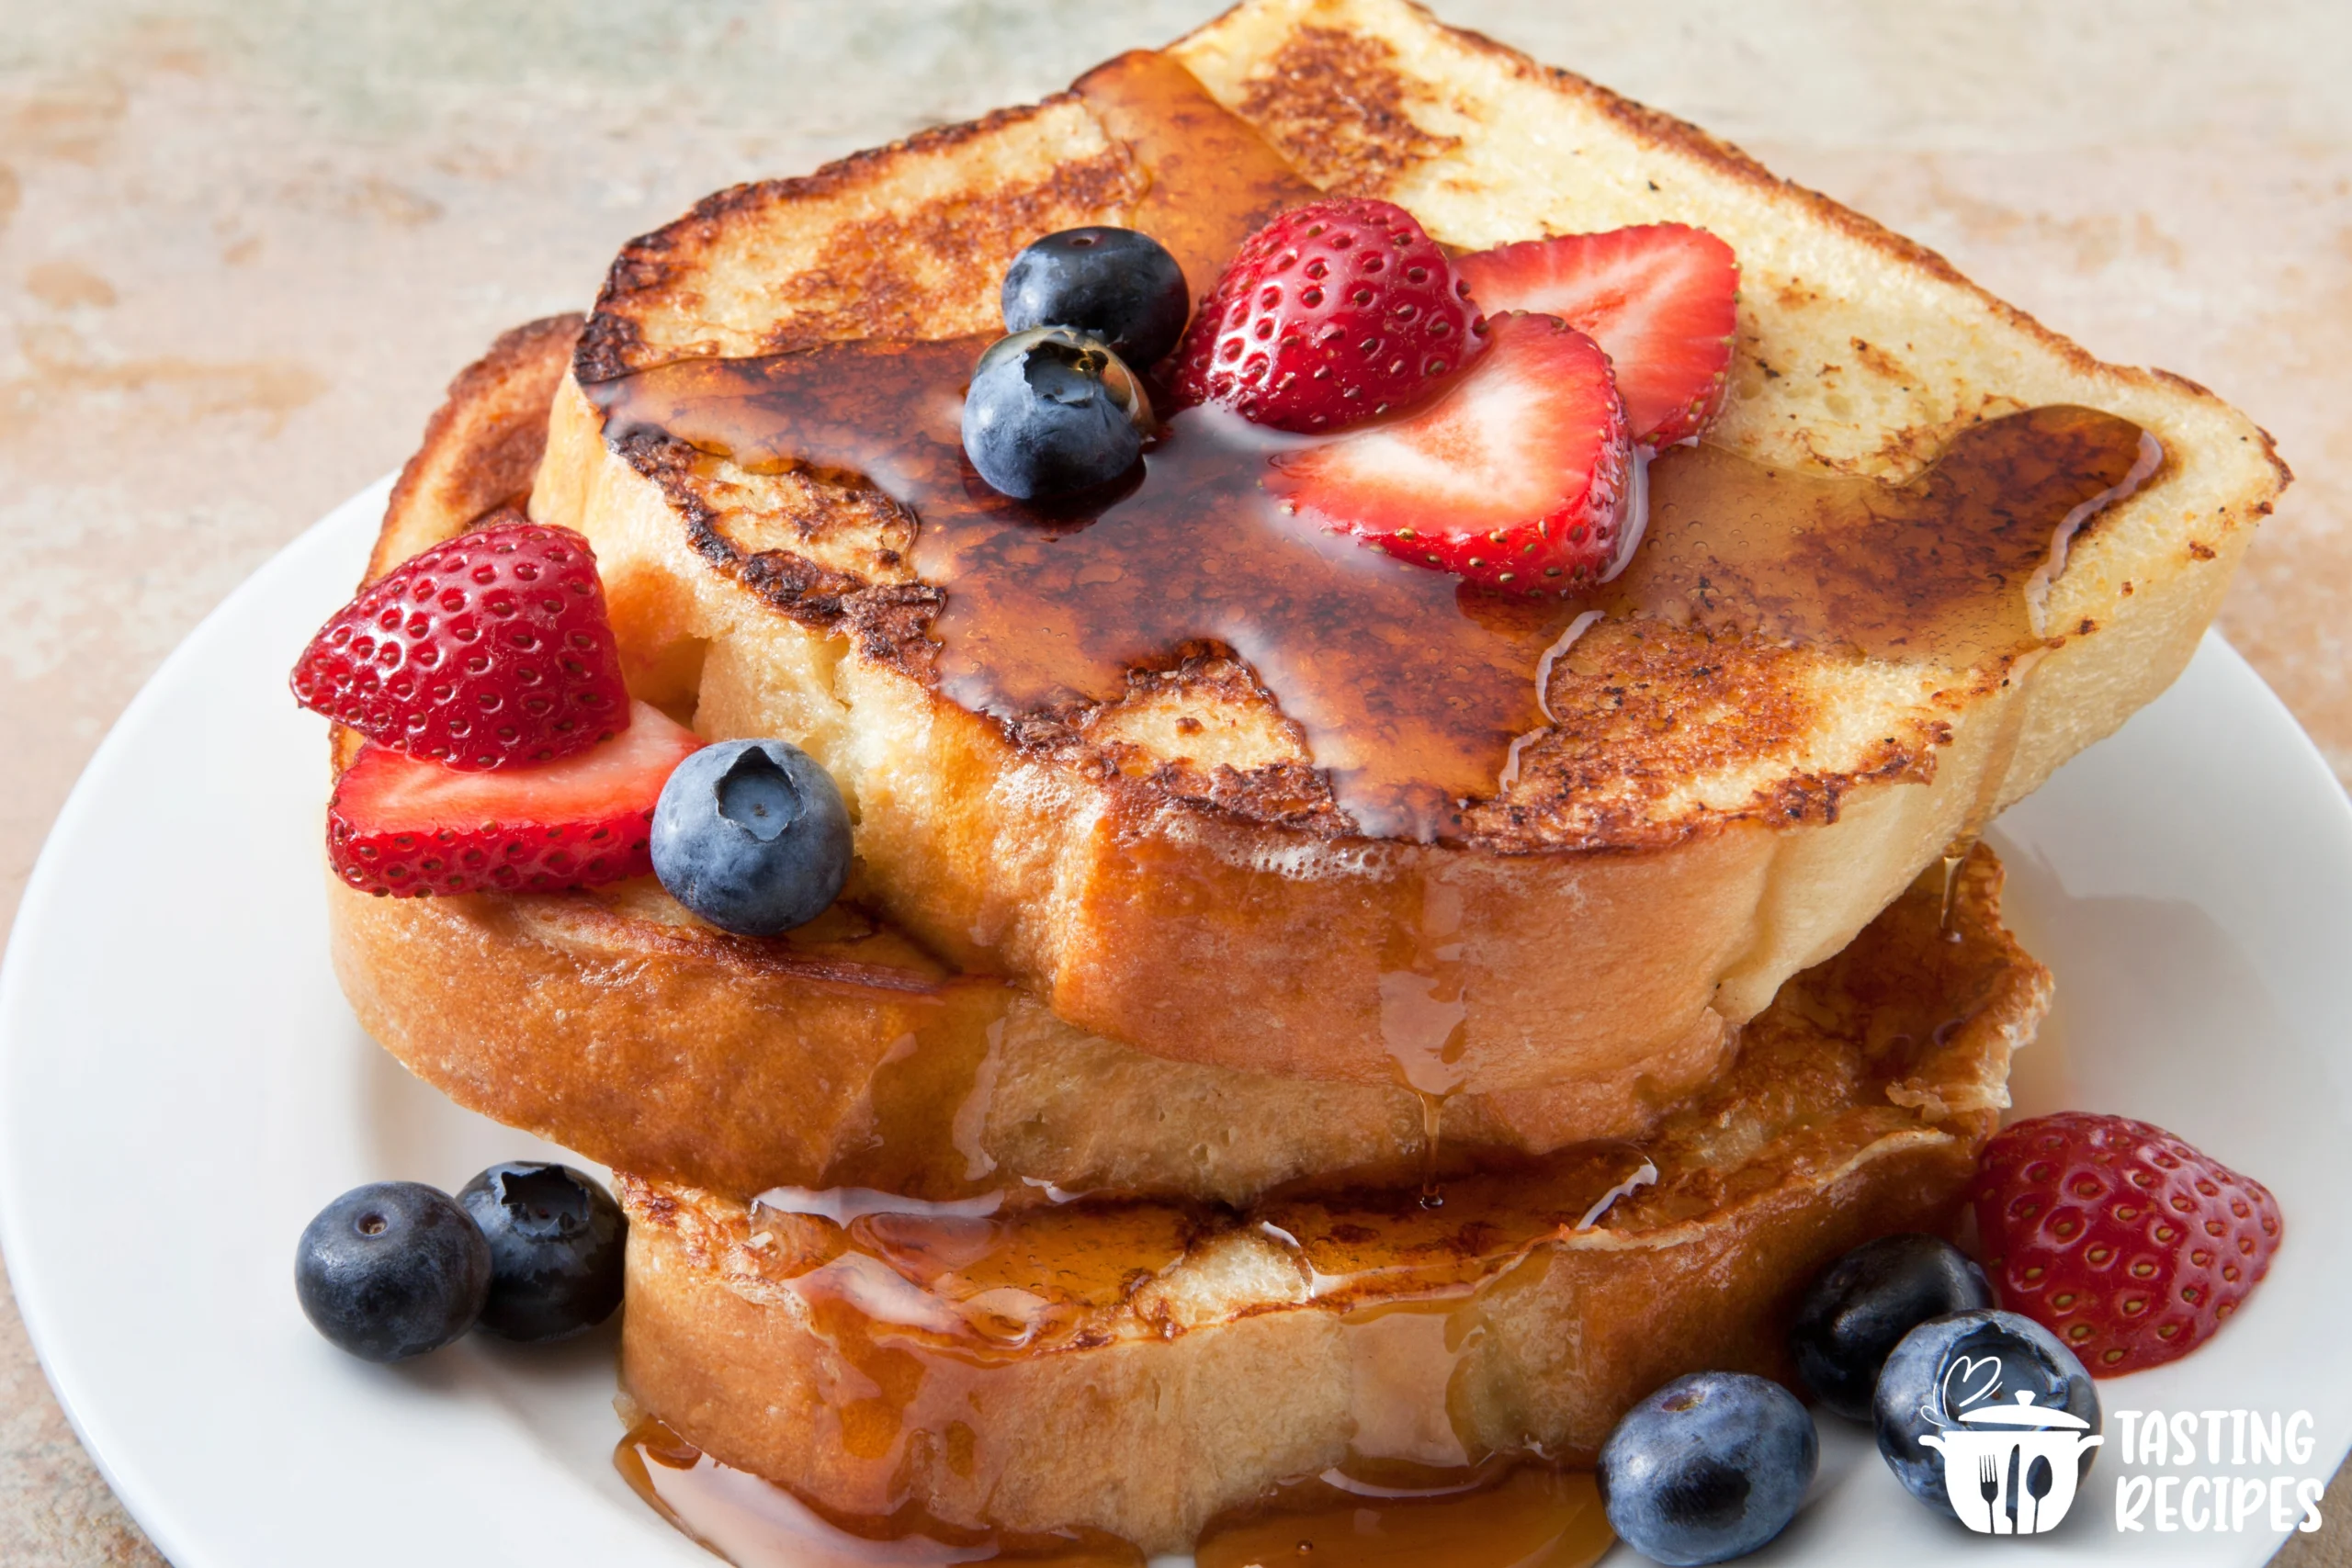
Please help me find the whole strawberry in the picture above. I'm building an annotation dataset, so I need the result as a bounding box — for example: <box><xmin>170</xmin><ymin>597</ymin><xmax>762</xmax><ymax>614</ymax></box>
<box><xmin>1973</xmin><ymin>1111</ymin><xmax>2282</xmax><ymax>1375</ymax></box>
<box><xmin>1168</xmin><ymin>197</ymin><xmax>1483</xmax><ymax>433</ymax></box>
<box><xmin>291</xmin><ymin>513</ymin><xmax>629</xmax><ymax>771</ymax></box>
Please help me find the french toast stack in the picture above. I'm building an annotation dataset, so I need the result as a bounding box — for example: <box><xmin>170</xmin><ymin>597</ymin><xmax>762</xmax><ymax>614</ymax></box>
<box><xmin>319</xmin><ymin>0</ymin><xmax>2284</xmax><ymax>1555</ymax></box>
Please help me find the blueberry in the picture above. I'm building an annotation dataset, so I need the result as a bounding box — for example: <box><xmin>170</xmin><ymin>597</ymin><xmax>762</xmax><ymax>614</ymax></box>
<box><xmin>1791</xmin><ymin>1235</ymin><xmax>1994</xmax><ymax>1420</ymax></box>
<box><xmin>1598</xmin><ymin>1371</ymin><xmax>1818</xmax><ymax>1565</ymax></box>
<box><xmin>457</xmin><ymin>1162</ymin><xmax>627</xmax><ymax>1342</ymax></box>
<box><xmin>294</xmin><ymin>1181</ymin><xmax>490</xmax><ymax>1362</ymax></box>
<box><xmin>961</xmin><ymin>328</ymin><xmax>1148</xmax><ymax>501</ymax></box>
<box><xmin>1001</xmin><ymin>227</ymin><xmax>1189</xmax><ymax>367</ymax></box>
<box><xmin>1874</xmin><ymin>1308</ymin><xmax>2100</xmax><ymax>1520</ymax></box>
<box><xmin>651</xmin><ymin>739</ymin><xmax>853</xmax><ymax>935</ymax></box>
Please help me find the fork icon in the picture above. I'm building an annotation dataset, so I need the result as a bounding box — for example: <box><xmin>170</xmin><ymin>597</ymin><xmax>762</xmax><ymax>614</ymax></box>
<box><xmin>1979</xmin><ymin>1453</ymin><xmax>2004</xmax><ymax>1534</ymax></box>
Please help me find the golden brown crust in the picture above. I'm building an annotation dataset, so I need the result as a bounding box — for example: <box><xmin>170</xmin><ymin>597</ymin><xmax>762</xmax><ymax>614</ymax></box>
<box><xmin>576</xmin><ymin>96</ymin><xmax>1145</xmax><ymax>383</ymax></box>
<box><xmin>616</xmin><ymin>850</ymin><xmax>2042</xmax><ymax>1552</ymax></box>
<box><xmin>333</xmin><ymin>869</ymin><xmax>1730</xmax><ymax>1202</ymax></box>
<box><xmin>1230</xmin><ymin>22</ymin><xmax>1461</xmax><ymax>195</ymax></box>
<box><xmin>1456</xmin><ymin>622</ymin><xmax>1938</xmax><ymax>852</ymax></box>
<box><xmin>371</xmin><ymin>312</ymin><xmax>582</xmax><ymax>581</ymax></box>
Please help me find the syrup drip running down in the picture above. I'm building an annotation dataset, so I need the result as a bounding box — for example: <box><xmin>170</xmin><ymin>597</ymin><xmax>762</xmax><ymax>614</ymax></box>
<box><xmin>643</xmin><ymin>1148</ymin><xmax>1667</xmax><ymax>1529</ymax></box>
<box><xmin>611</xmin><ymin>858</ymin><xmax>2014</xmax><ymax>1563</ymax></box>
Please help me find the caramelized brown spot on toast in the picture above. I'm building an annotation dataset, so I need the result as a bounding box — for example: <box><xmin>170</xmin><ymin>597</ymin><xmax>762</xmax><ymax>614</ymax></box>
<box><xmin>1236</xmin><ymin>24</ymin><xmax>1461</xmax><ymax>196</ymax></box>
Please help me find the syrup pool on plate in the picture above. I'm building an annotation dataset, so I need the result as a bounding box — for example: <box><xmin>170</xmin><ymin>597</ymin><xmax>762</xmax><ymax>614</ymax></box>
<box><xmin>618</xmin><ymin>1416</ymin><xmax>1613</xmax><ymax>1568</ymax></box>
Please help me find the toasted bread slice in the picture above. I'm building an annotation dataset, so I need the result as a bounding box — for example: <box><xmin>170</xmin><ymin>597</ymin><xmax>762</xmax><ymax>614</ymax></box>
<box><xmin>526</xmin><ymin>0</ymin><xmax>2281</xmax><ymax>1107</ymax></box>
<box><xmin>333</xmin><ymin>321</ymin><xmax>1728</xmax><ymax>1193</ymax></box>
<box><xmin>334</xmin><ymin>870</ymin><xmax>1724</xmax><ymax>1204</ymax></box>
<box><xmin>616</xmin><ymin>850</ymin><xmax>2041</xmax><ymax>1555</ymax></box>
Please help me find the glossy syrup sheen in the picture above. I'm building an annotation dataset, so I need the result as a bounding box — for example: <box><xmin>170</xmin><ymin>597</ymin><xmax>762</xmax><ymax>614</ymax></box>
<box><xmin>619</xmin><ymin>1416</ymin><xmax>1611</xmax><ymax>1568</ymax></box>
<box><xmin>597</xmin><ymin>346</ymin><xmax>2153</xmax><ymax>840</ymax></box>
<box><xmin>1195</xmin><ymin>1468</ymin><xmax>1612</xmax><ymax>1568</ymax></box>
<box><xmin>619</xmin><ymin>853</ymin><xmax>2021</xmax><ymax>1560</ymax></box>
<box><xmin>684</xmin><ymin>1161</ymin><xmax>1648</xmax><ymax>1548</ymax></box>
<box><xmin>590</xmin><ymin>49</ymin><xmax>2157</xmax><ymax>841</ymax></box>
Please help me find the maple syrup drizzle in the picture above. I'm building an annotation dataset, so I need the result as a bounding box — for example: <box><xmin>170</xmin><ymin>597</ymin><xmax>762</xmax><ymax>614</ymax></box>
<box><xmin>1071</xmin><ymin>51</ymin><xmax>1321</xmax><ymax>301</ymax></box>
<box><xmin>588</xmin><ymin>48</ymin><xmax>2158</xmax><ymax>843</ymax></box>
<box><xmin>595</xmin><ymin>355</ymin><xmax>2153</xmax><ymax>845</ymax></box>
<box><xmin>618</xmin><ymin>857</ymin><xmax>2015</xmax><ymax>1560</ymax></box>
<box><xmin>1195</xmin><ymin>1468</ymin><xmax>1613</xmax><ymax>1568</ymax></box>
<box><xmin>617</xmin><ymin>1416</ymin><xmax>1142</xmax><ymax>1566</ymax></box>
<box><xmin>1938</xmin><ymin>848</ymin><xmax>1970</xmax><ymax>937</ymax></box>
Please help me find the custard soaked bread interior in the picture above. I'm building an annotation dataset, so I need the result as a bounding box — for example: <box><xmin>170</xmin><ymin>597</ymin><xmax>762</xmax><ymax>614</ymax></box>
<box><xmin>616</xmin><ymin>851</ymin><xmax>2044</xmax><ymax>1555</ymax></box>
<box><xmin>528</xmin><ymin>0</ymin><xmax>2281</xmax><ymax>1115</ymax></box>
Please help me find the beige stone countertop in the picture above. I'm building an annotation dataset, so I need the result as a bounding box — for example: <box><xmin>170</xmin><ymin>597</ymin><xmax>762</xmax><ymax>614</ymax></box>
<box><xmin>1</xmin><ymin>0</ymin><xmax>2346</xmax><ymax>1562</ymax></box>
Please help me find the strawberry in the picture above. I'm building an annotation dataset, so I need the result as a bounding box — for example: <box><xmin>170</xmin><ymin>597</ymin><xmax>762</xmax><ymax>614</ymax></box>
<box><xmin>328</xmin><ymin>700</ymin><xmax>702</xmax><ymax>897</ymax></box>
<box><xmin>1454</xmin><ymin>224</ymin><xmax>1737</xmax><ymax>447</ymax></box>
<box><xmin>1972</xmin><ymin>1111</ymin><xmax>2284</xmax><ymax>1376</ymax></box>
<box><xmin>1167</xmin><ymin>197</ymin><xmax>1483</xmax><ymax>433</ymax></box>
<box><xmin>291</xmin><ymin>513</ymin><xmax>630</xmax><ymax>771</ymax></box>
<box><xmin>1263</xmin><ymin>311</ymin><xmax>1634</xmax><ymax>595</ymax></box>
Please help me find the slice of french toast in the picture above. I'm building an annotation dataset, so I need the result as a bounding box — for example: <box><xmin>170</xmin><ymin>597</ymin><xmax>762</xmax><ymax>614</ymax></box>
<box><xmin>616</xmin><ymin>850</ymin><xmax>2042</xmax><ymax>1555</ymax></box>
<box><xmin>334</xmin><ymin>315</ymin><xmax>1728</xmax><ymax>1193</ymax></box>
<box><xmin>334</xmin><ymin>871</ymin><xmax>1727</xmax><ymax>1205</ymax></box>
<box><xmin>526</xmin><ymin>0</ymin><xmax>2283</xmax><ymax>1111</ymax></box>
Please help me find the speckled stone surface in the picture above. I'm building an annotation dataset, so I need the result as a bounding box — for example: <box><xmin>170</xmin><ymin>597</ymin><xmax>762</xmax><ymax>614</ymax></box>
<box><xmin>0</xmin><ymin>2</ymin><xmax>2346</xmax><ymax>1562</ymax></box>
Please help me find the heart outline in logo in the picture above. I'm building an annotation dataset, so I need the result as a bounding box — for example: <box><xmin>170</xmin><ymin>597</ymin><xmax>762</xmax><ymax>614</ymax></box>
<box><xmin>1939</xmin><ymin>1354</ymin><xmax>2004</xmax><ymax>1420</ymax></box>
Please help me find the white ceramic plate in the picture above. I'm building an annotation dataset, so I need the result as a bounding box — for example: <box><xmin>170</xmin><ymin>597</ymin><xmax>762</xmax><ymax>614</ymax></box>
<box><xmin>3</xmin><ymin>479</ymin><xmax>2348</xmax><ymax>1567</ymax></box>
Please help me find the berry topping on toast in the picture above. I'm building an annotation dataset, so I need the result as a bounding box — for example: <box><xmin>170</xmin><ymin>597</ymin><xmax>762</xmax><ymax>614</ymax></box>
<box><xmin>1168</xmin><ymin>197</ymin><xmax>1482</xmax><ymax>433</ymax></box>
<box><xmin>1456</xmin><ymin>224</ymin><xmax>1738</xmax><ymax>447</ymax></box>
<box><xmin>328</xmin><ymin>700</ymin><xmax>702</xmax><ymax>897</ymax></box>
<box><xmin>1263</xmin><ymin>311</ymin><xmax>1634</xmax><ymax>593</ymax></box>
<box><xmin>650</xmin><ymin>739</ymin><xmax>854</xmax><ymax>937</ymax></box>
<box><xmin>292</xmin><ymin>513</ymin><xmax>630</xmax><ymax>771</ymax></box>
<box><xmin>1001</xmin><ymin>226</ymin><xmax>1191</xmax><ymax>368</ymax></box>
<box><xmin>1972</xmin><ymin>1112</ymin><xmax>2283</xmax><ymax>1375</ymax></box>
<box><xmin>962</xmin><ymin>327</ymin><xmax>1149</xmax><ymax>501</ymax></box>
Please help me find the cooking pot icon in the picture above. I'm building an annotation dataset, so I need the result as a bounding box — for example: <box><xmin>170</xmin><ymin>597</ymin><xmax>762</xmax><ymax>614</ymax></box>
<box><xmin>1918</xmin><ymin>1392</ymin><xmax>2105</xmax><ymax>1535</ymax></box>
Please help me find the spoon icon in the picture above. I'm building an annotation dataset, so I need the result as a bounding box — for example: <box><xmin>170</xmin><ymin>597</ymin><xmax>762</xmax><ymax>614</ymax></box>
<box><xmin>2024</xmin><ymin>1454</ymin><xmax>2055</xmax><ymax>1534</ymax></box>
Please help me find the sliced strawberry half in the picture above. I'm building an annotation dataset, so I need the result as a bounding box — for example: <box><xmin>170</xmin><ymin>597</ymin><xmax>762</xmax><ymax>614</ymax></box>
<box><xmin>1454</xmin><ymin>224</ymin><xmax>1737</xmax><ymax>447</ymax></box>
<box><xmin>1264</xmin><ymin>311</ymin><xmax>1634</xmax><ymax>595</ymax></box>
<box><xmin>329</xmin><ymin>700</ymin><xmax>702</xmax><ymax>897</ymax></box>
<box><xmin>291</xmin><ymin>513</ymin><xmax>631</xmax><ymax>772</ymax></box>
